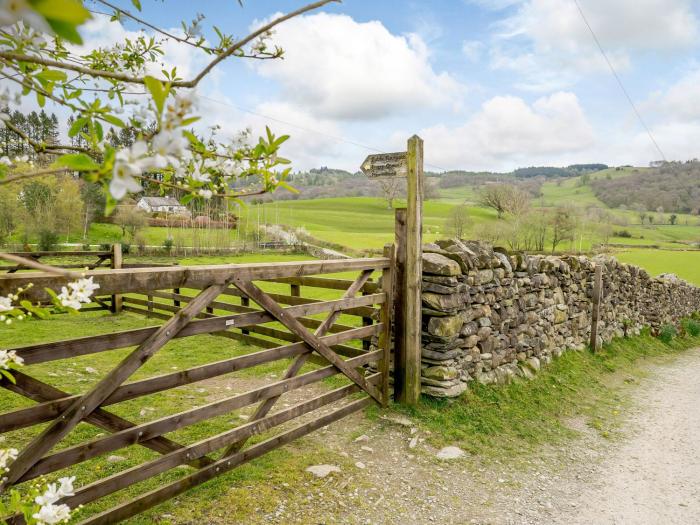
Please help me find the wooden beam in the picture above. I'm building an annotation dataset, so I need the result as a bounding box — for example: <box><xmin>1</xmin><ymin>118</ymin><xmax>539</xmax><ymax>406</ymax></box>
<box><xmin>590</xmin><ymin>263</ymin><xmax>603</xmax><ymax>352</ymax></box>
<box><xmin>230</xmin><ymin>277</ymin><xmax>383</xmax><ymax>405</ymax></box>
<box><xmin>2</xmin><ymin>282</ymin><xmax>229</xmax><ymax>488</ymax></box>
<box><xmin>110</xmin><ymin>244</ymin><xmax>122</xmax><ymax>314</ymax></box>
<box><xmin>393</xmin><ymin>208</ymin><xmax>407</xmax><ymax>402</ymax></box>
<box><xmin>380</xmin><ymin>244</ymin><xmax>395</xmax><ymax>407</ymax></box>
<box><xmin>0</xmin><ymin>258</ymin><xmax>390</xmax><ymax>301</ymax></box>
<box><xmin>401</xmin><ymin>135</ymin><xmax>424</xmax><ymax>405</ymax></box>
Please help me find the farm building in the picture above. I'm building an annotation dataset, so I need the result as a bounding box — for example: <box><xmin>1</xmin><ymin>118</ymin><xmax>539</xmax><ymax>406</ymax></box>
<box><xmin>136</xmin><ymin>196</ymin><xmax>189</xmax><ymax>215</ymax></box>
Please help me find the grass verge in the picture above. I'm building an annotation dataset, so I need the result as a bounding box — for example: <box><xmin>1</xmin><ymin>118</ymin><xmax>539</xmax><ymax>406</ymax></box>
<box><xmin>385</xmin><ymin>329</ymin><xmax>700</xmax><ymax>457</ymax></box>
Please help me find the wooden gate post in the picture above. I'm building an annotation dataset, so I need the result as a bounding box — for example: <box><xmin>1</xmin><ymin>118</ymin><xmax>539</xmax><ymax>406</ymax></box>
<box><xmin>401</xmin><ymin>135</ymin><xmax>424</xmax><ymax>405</ymax></box>
<box><xmin>393</xmin><ymin>208</ymin><xmax>407</xmax><ymax>402</ymax></box>
<box><xmin>111</xmin><ymin>243</ymin><xmax>122</xmax><ymax>314</ymax></box>
<box><xmin>590</xmin><ymin>263</ymin><xmax>603</xmax><ymax>352</ymax></box>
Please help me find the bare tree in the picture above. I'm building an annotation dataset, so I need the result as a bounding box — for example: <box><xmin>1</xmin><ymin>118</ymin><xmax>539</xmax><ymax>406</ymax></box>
<box><xmin>445</xmin><ymin>204</ymin><xmax>471</xmax><ymax>238</ymax></box>
<box><xmin>549</xmin><ymin>207</ymin><xmax>576</xmax><ymax>253</ymax></box>
<box><xmin>479</xmin><ymin>184</ymin><xmax>530</xmax><ymax>219</ymax></box>
<box><xmin>375</xmin><ymin>177</ymin><xmax>403</xmax><ymax>209</ymax></box>
<box><xmin>114</xmin><ymin>206</ymin><xmax>148</xmax><ymax>241</ymax></box>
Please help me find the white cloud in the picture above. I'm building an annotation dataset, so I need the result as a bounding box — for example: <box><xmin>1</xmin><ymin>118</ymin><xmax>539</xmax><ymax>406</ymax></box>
<box><xmin>488</xmin><ymin>0</ymin><xmax>699</xmax><ymax>88</ymax></box>
<box><xmin>253</xmin><ymin>13</ymin><xmax>463</xmax><ymax>120</ymax></box>
<box><xmin>462</xmin><ymin>40</ymin><xmax>485</xmax><ymax>62</ymax></box>
<box><xmin>417</xmin><ymin>92</ymin><xmax>595</xmax><ymax>170</ymax></box>
<box><xmin>646</xmin><ymin>67</ymin><xmax>700</xmax><ymax>123</ymax></box>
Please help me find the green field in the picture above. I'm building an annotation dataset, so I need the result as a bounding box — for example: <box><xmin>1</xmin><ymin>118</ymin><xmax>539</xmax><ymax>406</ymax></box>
<box><xmin>614</xmin><ymin>249</ymin><xmax>700</xmax><ymax>285</ymax></box>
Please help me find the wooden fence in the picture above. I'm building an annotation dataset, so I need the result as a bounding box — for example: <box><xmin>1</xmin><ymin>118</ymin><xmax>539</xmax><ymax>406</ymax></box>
<box><xmin>0</xmin><ymin>254</ymin><xmax>393</xmax><ymax>523</ymax></box>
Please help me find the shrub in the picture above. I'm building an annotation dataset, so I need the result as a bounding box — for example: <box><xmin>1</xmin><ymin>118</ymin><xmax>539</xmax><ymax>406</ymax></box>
<box><xmin>134</xmin><ymin>233</ymin><xmax>146</xmax><ymax>255</ymax></box>
<box><xmin>658</xmin><ymin>324</ymin><xmax>678</xmax><ymax>344</ymax></box>
<box><xmin>121</xmin><ymin>243</ymin><xmax>130</xmax><ymax>254</ymax></box>
<box><xmin>614</xmin><ymin>230</ymin><xmax>632</xmax><ymax>238</ymax></box>
<box><xmin>37</xmin><ymin>230</ymin><xmax>59</xmax><ymax>251</ymax></box>
<box><xmin>81</xmin><ymin>243</ymin><xmax>91</xmax><ymax>251</ymax></box>
<box><xmin>99</xmin><ymin>243</ymin><xmax>111</xmax><ymax>252</ymax></box>
<box><xmin>163</xmin><ymin>236</ymin><xmax>174</xmax><ymax>254</ymax></box>
<box><xmin>682</xmin><ymin>318</ymin><xmax>700</xmax><ymax>337</ymax></box>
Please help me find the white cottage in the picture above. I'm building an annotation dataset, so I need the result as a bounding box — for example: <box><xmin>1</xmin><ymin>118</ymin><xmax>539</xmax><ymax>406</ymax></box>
<box><xmin>136</xmin><ymin>196</ymin><xmax>189</xmax><ymax>215</ymax></box>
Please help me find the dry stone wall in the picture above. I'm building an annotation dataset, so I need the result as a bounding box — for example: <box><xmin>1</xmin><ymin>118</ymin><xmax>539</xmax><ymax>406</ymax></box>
<box><xmin>420</xmin><ymin>239</ymin><xmax>700</xmax><ymax>397</ymax></box>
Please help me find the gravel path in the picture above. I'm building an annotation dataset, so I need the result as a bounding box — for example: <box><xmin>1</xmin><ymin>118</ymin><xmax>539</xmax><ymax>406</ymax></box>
<box><xmin>549</xmin><ymin>349</ymin><xmax>700</xmax><ymax>525</ymax></box>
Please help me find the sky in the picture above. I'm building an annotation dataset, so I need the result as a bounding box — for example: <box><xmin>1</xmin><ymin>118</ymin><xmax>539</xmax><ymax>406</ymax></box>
<box><xmin>60</xmin><ymin>0</ymin><xmax>700</xmax><ymax>172</ymax></box>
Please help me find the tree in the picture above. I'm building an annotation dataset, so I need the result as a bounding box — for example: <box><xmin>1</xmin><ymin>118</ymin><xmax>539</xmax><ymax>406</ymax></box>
<box><xmin>0</xmin><ymin>0</ymin><xmax>334</xmax><ymax>212</ymax></box>
<box><xmin>375</xmin><ymin>177</ymin><xmax>403</xmax><ymax>209</ymax></box>
<box><xmin>114</xmin><ymin>206</ymin><xmax>148</xmax><ymax>241</ymax></box>
<box><xmin>0</xmin><ymin>186</ymin><xmax>17</xmax><ymax>245</ymax></box>
<box><xmin>670</xmin><ymin>214</ymin><xmax>677</xmax><ymax>225</ymax></box>
<box><xmin>549</xmin><ymin>207</ymin><xmax>576</xmax><ymax>253</ymax></box>
<box><xmin>479</xmin><ymin>184</ymin><xmax>530</xmax><ymax>219</ymax></box>
<box><xmin>445</xmin><ymin>205</ymin><xmax>471</xmax><ymax>238</ymax></box>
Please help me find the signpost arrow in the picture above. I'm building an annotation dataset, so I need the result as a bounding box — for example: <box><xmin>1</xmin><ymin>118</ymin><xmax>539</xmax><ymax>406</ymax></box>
<box><xmin>360</xmin><ymin>152</ymin><xmax>407</xmax><ymax>178</ymax></box>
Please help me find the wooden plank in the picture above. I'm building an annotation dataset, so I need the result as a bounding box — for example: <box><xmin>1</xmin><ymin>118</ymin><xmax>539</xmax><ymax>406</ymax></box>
<box><xmin>402</xmin><ymin>135</ymin><xmax>423</xmax><ymax>405</ymax></box>
<box><xmin>590</xmin><ymin>263</ymin><xmax>603</xmax><ymax>352</ymax></box>
<box><xmin>77</xmin><ymin>396</ymin><xmax>373</xmax><ymax>525</ymax></box>
<box><xmin>230</xmin><ymin>277</ymin><xmax>383</xmax><ymax>403</ymax></box>
<box><xmin>2</xmin><ymin>282</ymin><xmax>229</xmax><ymax>488</ymax></box>
<box><xmin>0</xmin><ymin>325</ymin><xmax>379</xmax><ymax>433</ymax></box>
<box><xmin>393</xmin><ymin>208</ymin><xmax>407</xmax><ymax>403</ymax></box>
<box><xmin>380</xmin><ymin>244</ymin><xmax>395</xmax><ymax>407</ymax></box>
<box><xmin>20</xmin><ymin>351</ymin><xmax>382</xmax><ymax>482</ymax></box>
<box><xmin>0</xmin><ymin>258</ymin><xmax>390</xmax><ymax>301</ymax></box>
<box><xmin>3</xmin><ymin>251</ymin><xmax>112</xmax><ymax>257</ymax></box>
<box><xmin>269</xmin><ymin>276</ymin><xmax>379</xmax><ymax>293</ymax></box>
<box><xmin>2</xmin><ymin>372</ymin><xmax>211</xmax><ymax>469</ymax></box>
<box><xmin>12</xmin><ymin>293</ymin><xmax>384</xmax><ymax>365</ymax></box>
<box><xmin>64</xmin><ymin>377</ymin><xmax>379</xmax><ymax>510</ymax></box>
<box><xmin>110</xmin><ymin>244</ymin><xmax>122</xmax><ymax>314</ymax></box>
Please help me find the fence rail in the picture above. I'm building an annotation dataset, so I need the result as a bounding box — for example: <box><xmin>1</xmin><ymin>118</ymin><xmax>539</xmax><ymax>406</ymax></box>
<box><xmin>0</xmin><ymin>254</ymin><xmax>393</xmax><ymax>523</ymax></box>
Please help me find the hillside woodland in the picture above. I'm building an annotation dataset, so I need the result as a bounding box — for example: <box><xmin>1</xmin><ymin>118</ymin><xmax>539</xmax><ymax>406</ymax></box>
<box><xmin>592</xmin><ymin>161</ymin><xmax>700</xmax><ymax>214</ymax></box>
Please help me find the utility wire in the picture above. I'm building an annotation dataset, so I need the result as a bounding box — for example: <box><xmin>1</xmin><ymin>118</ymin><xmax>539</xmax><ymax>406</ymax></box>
<box><xmin>200</xmin><ymin>95</ymin><xmax>455</xmax><ymax>172</ymax></box>
<box><xmin>571</xmin><ymin>0</ymin><xmax>667</xmax><ymax>161</ymax></box>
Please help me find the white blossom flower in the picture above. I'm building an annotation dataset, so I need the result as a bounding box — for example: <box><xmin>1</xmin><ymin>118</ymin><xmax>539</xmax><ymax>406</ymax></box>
<box><xmin>0</xmin><ymin>1</ymin><xmax>52</xmax><ymax>33</ymax></box>
<box><xmin>148</xmin><ymin>130</ymin><xmax>187</xmax><ymax>169</ymax></box>
<box><xmin>0</xmin><ymin>295</ymin><xmax>12</xmax><ymax>312</ymax></box>
<box><xmin>67</xmin><ymin>276</ymin><xmax>99</xmax><ymax>303</ymax></box>
<box><xmin>32</xmin><ymin>503</ymin><xmax>71</xmax><ymax>525</ymax></box>
<box><xmin>110</xmin><ymin>148</ymin><xmax>145</xmax><ymax>199</ymax></box>
<box><xmin>0</xmin><ymin>155</ymin><xmax>11</xmax><ymax>166</ymax></box>
<box><xmin>198</xmin><ymin>188</ymin><xmax>213</xmax><ymax>199</ymax></box>
<box><xmin>57</xmin><ymin>476</ymin><xmax>75</xmax><ymax>498</ymax></box>
<box><xmin>0</xmin><ymin>447</ymin><xmax>18</xmax><ymax>470</ymax></box>
<box><xmin>56</xmin><ymin>287</ymin><xmax>82</xmax><ymax>310</ymax></box>
<box><xmin>0</xmin><ymin>349</ymin><xmax>23</xmax><ymax>369</ymax></box>
<box><xmin>190</xmin><ymin>165</ymin><xmax>210</xmax><ymax>183</ymax></box>
<box><xmin>35</xmin><ymin>483</ymin><xmax>60</xmax><ymax>506</ymax></box>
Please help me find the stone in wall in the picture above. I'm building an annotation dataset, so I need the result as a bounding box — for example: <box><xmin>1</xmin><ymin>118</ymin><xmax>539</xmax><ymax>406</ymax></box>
<box><xmin>419</xmin><ymin>240</ymin><xmax>700</xmax><ymax>397</ymax></box>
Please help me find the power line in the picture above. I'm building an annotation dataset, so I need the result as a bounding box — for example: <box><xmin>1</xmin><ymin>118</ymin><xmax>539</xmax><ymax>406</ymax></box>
<box><xmin>571</xmin><ymin>0</ymin><xmax>667</xmax><ymax>162</ymax></box>
<box><xmin>199</xmin><ymin>95</ymin><xmax>455</xmax><ymax>172</ymax></box>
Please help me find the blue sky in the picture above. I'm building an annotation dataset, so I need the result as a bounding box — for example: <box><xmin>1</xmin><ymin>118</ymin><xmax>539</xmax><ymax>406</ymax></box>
<box><xmin>82</xmin><ymin>0</ymin><xmax>700</xmax><ymax>171</ymax></box>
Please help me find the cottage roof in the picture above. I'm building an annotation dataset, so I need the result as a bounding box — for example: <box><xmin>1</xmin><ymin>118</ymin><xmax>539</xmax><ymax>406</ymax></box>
<box><xmin>138</xmin><ymin>196</ymin><xmax>183</xmax><ymax>207</ymax></box>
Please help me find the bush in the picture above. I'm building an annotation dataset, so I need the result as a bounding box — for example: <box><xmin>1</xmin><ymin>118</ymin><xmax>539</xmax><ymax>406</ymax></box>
<box><xmin>614</xmin><ymin>230</ymin><xmax>632</xmax><ymax>238</ymax></box>
<box><xmin>99</xmin><ymin>243</ymin><xmax>111</xmax><ymax>252</ymax></box>
<box><xmin>658</xmin><ymin>324</ymin><xmax>678</xmax><ymax>344</ymax></box>
<box><xmin>682</xmin><ymin>318</ymin><xmax>700</xmax><ymax>337</ymax></box>
<box><xmin>37</xmin><ymin>230</ymin><xmax>59</xmax><ymax>251</ymax></box>
<box><xmin>81</xmin><ymin>243</ymin><xmax>91</xmax><ymax>251</ymax></box>
<box><xmin>121</xmin><ymin>243</ymin><xmax>130</xmax><ymax>254</ymax></box>
<box><xmin>134</xmin><ymin>233</ymin><xmax>146</xmax><ymax>255</ymax></box>
<box><xmin>163</xmin><ymin>236</ymin><xmax>174</xmax><ymax>254</ymax></box>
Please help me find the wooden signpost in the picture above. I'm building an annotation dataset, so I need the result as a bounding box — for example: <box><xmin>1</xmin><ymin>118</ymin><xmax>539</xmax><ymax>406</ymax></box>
<box><xmin>360</xmin><ymin>135</ymin><xmax>424</xmax><ymax>405</ymax></box>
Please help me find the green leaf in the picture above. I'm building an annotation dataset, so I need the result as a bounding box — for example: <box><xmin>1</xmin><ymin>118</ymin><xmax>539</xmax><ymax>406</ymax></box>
<box><xmin>68</xmin><ymin>116</ymin><xmax>87</xmax><ymax>137</ymax></box>
<box><xmin>45</xmin><ymin>18</ymin><xmax>83</xmax><ymax>45</ymax></box>
<box><xmin>101</xmin><ymin>114</ymin><xmax>126</xmax><ymax>128</ymax></box>
<box><xmin>180</xmin><ymin>193</ymin><xmax>194</xmax><ymax>205</ymax></box>
<box><xmin>36</xmin><ymin>91</ymin><xmax>45</xmax><ymax>108</ymax></box>
<box><xmin>36</xmin><ymin>69</ymin><xmax>68</xmax><ymax>82</ymax></box>
<box><xmin>131</xmin><ymin>0</ymin><xmax>142</xmax><ymax>10</ymax></box>
<box><xmin>0</xmin><ymin>369</ymin><xmax>16</xmax><ymax>385</ymax></box>
<box><xmin>32</xmin><ymin>0</ymin><xmax>91</xmax><ymax>24</ymax></box>
<box><xmin>277</xmin><ymin>181</ymin><xmax>299</xmax><ymax>194</ymax></box>
<box><xmin>144</xmin><ymin>76</ymin><xmax>167</xmax><ymax>116</ymax></box>
<box><xmin>56</xmin><ymin>153</ymin><xmax>99</xmax><ymax>171</ymax></box>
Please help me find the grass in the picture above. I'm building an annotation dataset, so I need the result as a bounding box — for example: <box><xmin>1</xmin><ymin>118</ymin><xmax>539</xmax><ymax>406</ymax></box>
<box><xmin>385</xmin><ymin>329</ymin><xmax>700</xmax><ymax>458</ymax></box>
<box><xmin>614</xmin><ymin>249</ymin><xmax>700</xmax><ymax>285</ymax></box>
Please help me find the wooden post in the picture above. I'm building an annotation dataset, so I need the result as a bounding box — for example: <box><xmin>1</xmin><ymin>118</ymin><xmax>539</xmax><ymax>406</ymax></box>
<box><xmin>590</xmin><ymin>263</ymin><xmax>603</xmax><ymax>352</ymax></box>
<box><xmin>362</xmin><ymin>278</ymin><xmax>373</xmax><ymax>351</ymax></box>
<box><xmin>110</xmin><ymin>244</ymin><xmax>122</xmax><ymax>314</ymax></box>
<box><xmin>173</xmin><ymin>288</ymin><xmax>180</xmax><ymax>308</ymax></box>
<box><xmin>400</xmin><ymin>135</ymin><xmax>424</xmax><ymax>405</ymax></box>
<box><xmin>290</xmin><ymin>284</ymin><xmax>301</xmax><ymax>298</ymax></box>
<box><xmin>379</xmin><ymin>244</ymin><xmax>395</xmax><ymax>407</ymax></box>
<box><xmin>241</xmin><ymin>296</ymin><xmax>250</xmax><ymax>335</ymax></box>
<box><xmin>393</xmin><ymin>208</ymin><xmax>407</xmax><ymax>402</ymax></box>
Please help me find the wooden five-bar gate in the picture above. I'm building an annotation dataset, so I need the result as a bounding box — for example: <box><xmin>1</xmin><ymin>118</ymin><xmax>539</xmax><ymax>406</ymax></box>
<box><xmin>0</xmin><ymin>252</ymin><xmax>393</xmax><ymax>523</ymax></box>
